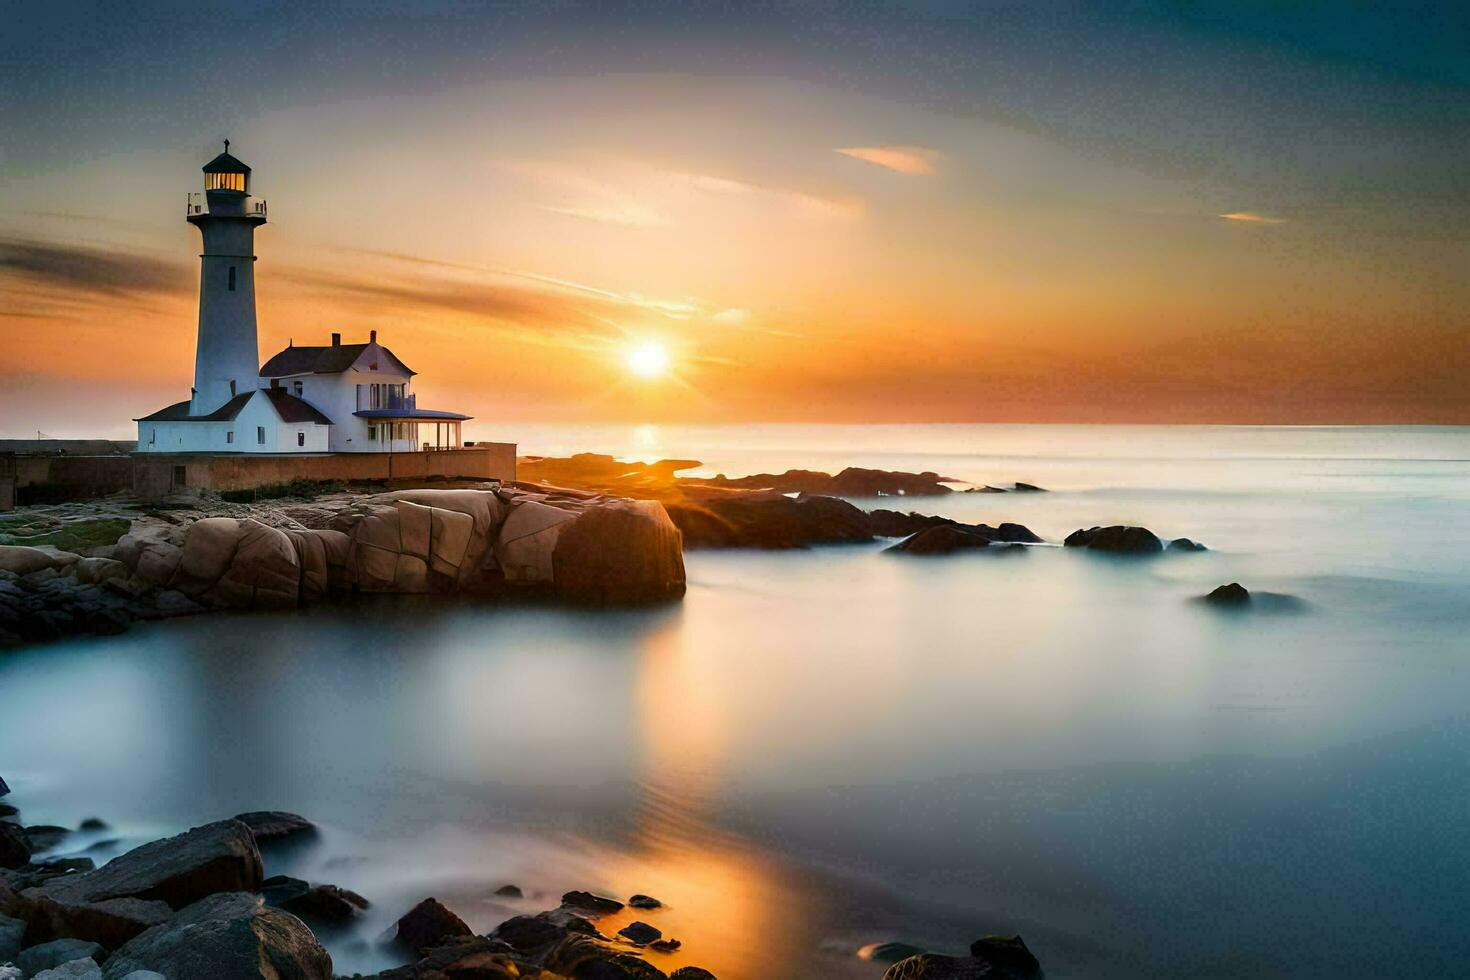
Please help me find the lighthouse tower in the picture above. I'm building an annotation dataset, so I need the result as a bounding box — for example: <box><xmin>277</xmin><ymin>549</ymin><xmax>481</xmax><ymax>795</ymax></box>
<box><xmin>187</xmin><ymin>141</ymin><xmax>267</xmax><ymax>415</ymax></box>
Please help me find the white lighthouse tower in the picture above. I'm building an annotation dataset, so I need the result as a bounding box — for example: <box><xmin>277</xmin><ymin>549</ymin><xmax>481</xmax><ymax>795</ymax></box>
<box><xmin>187</xmin><ymin>141</ymin><xmax>267</xmax><ymax>415</ymax></box>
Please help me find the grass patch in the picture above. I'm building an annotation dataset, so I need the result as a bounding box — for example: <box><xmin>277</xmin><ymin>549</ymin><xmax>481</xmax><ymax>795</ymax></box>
<box><xmin>219</xmin><ymin>478</ymin><xmax>344</xmax><ymax>503</ymax></box>
<box><xmin>0</xmin><ymin>517</ymin><xmax>131</xmax><ymax>552</ymax></box>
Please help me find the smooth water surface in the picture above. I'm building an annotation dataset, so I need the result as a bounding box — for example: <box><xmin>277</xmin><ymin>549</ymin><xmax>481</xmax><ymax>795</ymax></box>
<box><xmin>2</xmin><ymin>425</ymin><xmax>1468</xmax><ymax>977</ymax></box>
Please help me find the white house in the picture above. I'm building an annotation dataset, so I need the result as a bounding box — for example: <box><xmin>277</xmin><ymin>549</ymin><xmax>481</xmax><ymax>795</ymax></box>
<box><xmin>136</xmin><ymin>143</ymin><xmax>470</xmax><ymax>454</ymax></box>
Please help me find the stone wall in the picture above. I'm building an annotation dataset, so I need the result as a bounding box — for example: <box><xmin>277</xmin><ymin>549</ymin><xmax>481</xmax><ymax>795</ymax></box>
<box><xmin>3</xmin><ymin>454</ymin><xmax>136</xmax><ymax>508</ymax></box>
<box><xmin>131</xmin><ymin>445</ymin><xmax>517</xmax><ymax>500</ymax></box>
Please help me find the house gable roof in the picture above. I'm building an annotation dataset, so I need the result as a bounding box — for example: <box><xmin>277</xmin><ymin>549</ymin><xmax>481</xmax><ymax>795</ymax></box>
<box><xmin>134</xmin><ymin>390</ymin><xmax>332</xmax><ymax>425</ymax></box>
<box><xmin>259</xmin><ymin>341</ymin><xmax>415</xmax><ymax>378</ymax></box>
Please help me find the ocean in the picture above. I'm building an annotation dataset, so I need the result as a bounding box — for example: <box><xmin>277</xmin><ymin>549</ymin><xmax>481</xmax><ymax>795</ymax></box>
<box><xmin>2</xmin><ymin>424</ymin><xmax>1467</xmax><ymax>977</ymax></box>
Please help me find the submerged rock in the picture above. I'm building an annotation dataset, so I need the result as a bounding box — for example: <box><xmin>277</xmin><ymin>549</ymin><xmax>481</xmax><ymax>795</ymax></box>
<box><xmin>887</xmin><ymin>526</ymin><xmax>1031</xmax><ymax>556</ymax></box>
<box><xmin>617</xmin><ymin>920</ymin><xmax>662</xmax><ymax>945</ymax></box>
<box><xmin>628</xmin><ymin>893</ymin><xmax>663</xmax><ymax>909</ymax></box>
<box><xmin>394</xmin><ymin>897</ymin><xmax>472</xmax><ymax>953</ymax></box>
<box><xmin>560</xmin><ymin>890</ymin><xmax>625</xmax><ymax>916</ymax></box>
<box><xmin>1168</xmin><ymin>537</ymin><xmax>1207</xmax><ymax>552</ymax></box>
<box><xmin>882</xmin><ymin>934</ymin><xmax>1041</xmax><ymax>980</ymax></box>
<box><xmin>860</xmin><ymin>941</ymin><xmax>929</xmax><ymax>963</ymax></box>
<box><xmin>494</xmin><ymin>884</ymin><xmax>523</xmax><ymax>898</ymax></box>
<box><xmin>1063</xmin><ymin>525</ymin><xmax>1163</xmax><ymax>554</ymax></box>
<box><xmin>100</xmin><ymin>892</ymin><xmax>331</xmax><ymax>980</ymax></box>
<box><xmin>1012</xmin><ymin>483</ymin><xmax>1047</xmax><ymax>493</ymax></box>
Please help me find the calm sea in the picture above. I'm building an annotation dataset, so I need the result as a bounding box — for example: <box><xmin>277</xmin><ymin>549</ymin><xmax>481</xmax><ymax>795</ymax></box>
<box><xmin>2</xmin><ymin>425</ymin><xmax>1468</xmax><ymax>977</ymax></box>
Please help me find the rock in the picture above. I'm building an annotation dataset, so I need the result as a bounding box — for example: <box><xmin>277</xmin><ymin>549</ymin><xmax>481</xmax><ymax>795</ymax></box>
<box><xmin>887</xmin><ymin>526</ymin><xmax>1031</xmax><ymax>556</ymax></box>
<box><xmin>0</xmin><ymin>804</ymin><xmax>16</xmax><ymax>818</ymax></box>
<box><xmin>617</xmin><ymin>920</ymin><xmax>662</xmax><ymax>945</ymax></box>
<box><xmin>0</xmin><ymin>547</ymin><xmax>69</xmax><ymax>576</ymax></box>
<box><xmin>0</xmin><ymin>912</ymin><xmax>25</xmax><ymax>960</ymax></box>
<box><xmin>18</xmin><ymin>819</ymin><xmax>261</xmax><ymax>947</ymax></box>
<box><xmin>231</xmin><ymin>811</ymin><xmax>315</xmax><ymax>845</ymax></box>
<box><xmin>32</xmin><ymin>960</ymin><xmax>103</xmax><ymax>980</ymax></box>
<box><xmin>260</xmin><ymin>875</ymin><xmax>310</xmax><ymax>906</ymax></box>
<box><xmin>77</xmin><ymin>819</ymin><xmax>108</xmax><ymax>832</ymax></box>
<box><xmin>25</xmin><ymin>826</ymin><xmax>70</xmax><ymax>851</ymax></box>
<box><xmin>277</xmin><ymin>883</ymin><xmax>368</xmax><ymax>923</ymax></box>
<box><xmin>627</xmin><ymin>893</ymin><xmax>662</xmax><ymax>909</ymax></box>
<box><xmin>542</xmin><ymin>931</ymin><xmax>668</xmax><ymax>979</ymax></box>
<box><xmin>0</xmin><ymin>776</ymin><xmax>8</xmax><ymax>796</ymax></box>
<box><xmin>493</xmin><ymin>884</ymin><xmax>523</xmax><ymax>898</ymax></box>
<box><xmin>489</xmin><ymin>913</ymin><xmax>582</xmax><ymax>954</ymax></box>
<box><xmin>550</xmin><ymin>499</ymin><xmax>686</xmax><ymax>604</ymax></box>
<box><xmin>1012</xmin><ymin>483</ymin><xmax>1046</xmax><ymax>492</ymax></box>
<box><xmin>1063</xmin><ymin>525</ymin><xmax>1163</xmax><ymax>554</ymax></box>
<box><xmin>16</xmin><ymin>939</ymin><xmax>105</xmax><ymax>975</ymax></box>
<box><xmin>1202</xmin><ymin>582</ymin><xmax>1251</xmax><ymax>606</ymax></box>
<box><xmin>394</xmin><ymin>897</ymin><xmax>472</xmax><ymax>953</ymax></box>
<box><xmin>0</xmin><ymin>966</ymin><xmax>17</xmax><ymax>980</ymax></box>
<box><xmin>667</xmin><ymin>493</ymin><xmax>874</xmax><ymax>549</ymax></box>
<box><xmin>0</xmin><ymin>823</ymin><xmax>31</xmax><ymax>869</ymax></box>
<box><xmin>72</xmin><ymin>559</ymin><xmax>128</xmax><ymax>586</ymax></box>
<box><xmin>100</xmin><ymin>891</ymin><xmax>332</xmax><ymax>980</ymax></box>
<box><xmin>650</xmin><ymin>938</ymin><xmax>681</xmax><ymax>953</ymax></box>
<box><xmin>969</xmin><ymin>935</ymin><xmax>1042</xmax><ymax>977</ymax></box>
<box><xmin>1168</xmin><ymin>537</ymin><xmax>1207</xmax><ymax>552</ymax></box>
<box><xmin>670</xmin><ymin>969</ymin><xmax>717</xmax><ymax>980</ymax></box>
<box><xmin>367</xmin><ymin>936</ymin><xmax>522</xmax><ymax>979</ymax></box>
<box><xmin>560</xmin><ymin>890</ymin><xmax>625</xmax><ymax>915</ymax></box>
<box><xmin>116</xmin><ymin>973</ymin><xmax>166</xmax><ymax>980</ymax></box>
<box><xmin>881</xmin><ymin>934</ymin><xmax>1042</xmax><ymax>980</ymax></box>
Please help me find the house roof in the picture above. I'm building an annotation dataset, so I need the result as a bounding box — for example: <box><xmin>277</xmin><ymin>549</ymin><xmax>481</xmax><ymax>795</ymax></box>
<box><xmin>259</xmin><ymin>342</ymin><xmax>415</xmax><ymax>378</ymax></box>
<box><xmin>135</xmin><ymin>392</ymin><xmax>253</xmax><ymax>422</ymax></box>
<box><xmin>203</xmin><ymin>151</ymin><xmax>250</xmax><ymax>174</ymax></box>
<box><xmin>134</xmin><ymin>390</ymin><xmax>332</xmax><ymax>425</ymax></box>
<box><xmin>264</xmin><ymin>388</ymin><xmax>334</xmax><ymax>424</ymax></box>
<box><xmin>354</xmin><ymin>408</ymin><xmax>472</xmax><ymax>421</ymax></box>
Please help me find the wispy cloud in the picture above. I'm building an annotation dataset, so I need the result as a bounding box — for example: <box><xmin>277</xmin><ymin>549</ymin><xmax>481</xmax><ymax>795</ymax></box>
<box><xmin>835</xmin><ymin>146</ymin><xmax>941</xmax><ymax>176</ymax></box>
<box><xmin>666</xmin><ymin>170</ymin><xmax>864</xmax><ymax>219</ymax></box>
<box><xmin>1219</xmin><ymin>211</ymin><xmax>1286</xmax><ymax>225</ymax></box>
<box><xmin>0</xmin><ymin>237</ymin><xmax>190</xmax><ymax>298</ymax></box>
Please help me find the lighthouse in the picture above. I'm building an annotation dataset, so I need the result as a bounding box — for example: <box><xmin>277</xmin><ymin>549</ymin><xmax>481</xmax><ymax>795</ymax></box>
<box><xmin>187</xmin><ymin>141</ymin><xmax>267</xmax><ymax>415</ymax></box>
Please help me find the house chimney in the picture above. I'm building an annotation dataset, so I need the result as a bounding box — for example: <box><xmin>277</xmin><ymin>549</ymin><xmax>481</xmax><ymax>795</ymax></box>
<box><xmin>331</xmin><ymin>332</ymin><xmax>341</xmax><ymax>347</ymax></box>
<box><xmin>370</xmin><ymin>329</ymin><xmax>377</xmax><ymax>343</ymax></box>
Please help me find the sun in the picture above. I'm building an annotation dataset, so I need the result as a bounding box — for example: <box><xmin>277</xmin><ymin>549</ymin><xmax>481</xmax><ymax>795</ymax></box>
<box><xmin>625</xmin><ymin>341</ymin><xmax>671</xmax><ymax>379</ymax></box>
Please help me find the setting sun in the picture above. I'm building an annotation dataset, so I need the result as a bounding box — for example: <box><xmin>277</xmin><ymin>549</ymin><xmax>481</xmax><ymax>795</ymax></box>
<box><xmin>626</xmin><ymin>341</ymin><xmax>671</xmax><ymax>379</ymax></box>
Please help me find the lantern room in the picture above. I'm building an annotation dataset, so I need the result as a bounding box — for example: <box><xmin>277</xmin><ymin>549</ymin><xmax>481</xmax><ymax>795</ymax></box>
<box><xmin>202</xmin><ymin>140</ymin><xmax>250</xmax><ymax>193</ymax></box>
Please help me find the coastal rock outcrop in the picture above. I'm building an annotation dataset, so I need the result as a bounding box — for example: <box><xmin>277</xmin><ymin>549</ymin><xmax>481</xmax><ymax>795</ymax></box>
<box><xmin>16</xmin><ymin>819</ymin><xmax>262</xmax><ymax>947</ymax></box>
<box><xmin>887</xmin><ymin>526</ymin><xmax>1031</xmax><ymax>556</ymax></box>
<box><xmin>1202</xmin><ymin>582</ymin><xmax>1251</xmax><ymax>606</ymax></box>
<box><xmin>394</xmin><ymin>897</ymin><xmax>473</xmax><ymax>953</ymax></box>
<box><xmin>1063</xmin><ymin>525</ymin><xmax>1163</xmax><ymax>554</ymax></box>
<box><xmin>99</xmin><ymin>892</ymin><xmax>331</xmax><ymax>980</ymax></box>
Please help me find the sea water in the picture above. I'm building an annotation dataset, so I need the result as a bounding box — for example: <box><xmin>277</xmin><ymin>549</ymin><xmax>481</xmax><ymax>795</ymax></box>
<box><xmin>1</xmin><ymin>425</ymin><xmax>1467</xmax><ymax>977</ymax></box>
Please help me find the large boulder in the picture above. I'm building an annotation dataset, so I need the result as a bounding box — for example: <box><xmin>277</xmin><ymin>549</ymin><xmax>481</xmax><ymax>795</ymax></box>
<box><xmin>542</xmin><ymin>931</ymin><xmax>668</xmax><ymax>979</ymax></box>
<box><xmin>551</xmin><ymin>499</ymin><xmax>686</xmax><ymax>603</ymax></box>
<box><xmin>19</xmin><ymin>820</ymin><xmax>262</xmax><ymax>947</ymax></box>
<box><xmin>1063</xmin><ymin>525</ymin><xmax>1162</xmax><ymax>554</ymax></box>
<box><xmin>0</xmin><ymin>547</ymin><xmax>70</xmax><ymax>576</ymax></box>
<box><xmin>495</xmin><ymin>499</ymin><xmax>581</xmax><ymax>586</ymax></box>
<box><xmin>100</xmin><ymin>892</ymin><xmax>331</xmax><ymax>980</ymax></box>
<box><xmin>32</xmin><ymin>960</ymin><xmax>102</xmax><ymax>980</ymax></box>
<box><xmin>231</xmin><ymin>811</ymin><xmax>315</xmax><ymax>845</ymax></box>
<box><xmin>667</xmin><ymin>493</ymin><xmax>873</xmax><ymax>548</ymax></box>
<box><xmin>882</xmin><ymin>935</ymin><xmax>1042</xmax><ymax>980</ymax></box>
<box><xmin>0</xmin><ymin>912</ymin><xmax>24</xmax><ymax>961</ymax></box>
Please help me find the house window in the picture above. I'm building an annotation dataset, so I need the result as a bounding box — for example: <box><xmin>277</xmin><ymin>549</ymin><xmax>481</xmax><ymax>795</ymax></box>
<box><xmin>148</xmin><ymin>428</ymin><xmax>156</xmax><ymax>445</ymax></box>
<box><xmin>297</xmin><ymin>431</ymin><xmax>305</xmax><ymax>447</ymax></box>
<box><xmin>226</xmin><ymin>430</ymin><xmax>234</xmax><ymax>444</ymax></box>
<box><xmin>172</xmin><ymin>465</ymin><xmax>186</xmax><ymax>487</ymax></box>
<box><xmin>227</xmin><ymin>266</ymin><xmax>236</xmax><ymax>291</ymax></box>
<box><xmin>368</xmin><ymin>425</ymin><xmax>377</xmax><ymax>441</ymax></box>
<box><xmin>293</xmin><ymin>380</ymin><xmax>303</xmax><ymax>398</ymax></box>
<box><xmin>256</xmin><ymin>426</ymin><xmax>265</xmax><ymax>445</ymax></box>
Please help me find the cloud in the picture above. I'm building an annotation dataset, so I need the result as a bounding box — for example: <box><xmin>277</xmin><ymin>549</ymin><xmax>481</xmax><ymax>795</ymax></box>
<box><xmin>0</xmin><ymin>237</ymin><xmax>190</xmax><ymax>297</ymax></box>
<box><xmin>666</xmin><ymin>170</ymin><xmax>865</xmax><ymax>219</ymax></box>
<box><xmin>1219</xmin><ymin>211</ymin><xmax>1286</xmax><ymax>224</ymax></box>
<box><xmin>835</xmin><ymin>146</ymin><xmax>941</xmax><ymax>176</ymax></box>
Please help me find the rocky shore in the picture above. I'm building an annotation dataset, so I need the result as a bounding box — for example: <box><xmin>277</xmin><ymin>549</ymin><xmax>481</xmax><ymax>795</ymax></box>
<box><xmin>0</xmin><ymin>779</ymin><xmax>1043</xmax><ymax>980</ymax></box>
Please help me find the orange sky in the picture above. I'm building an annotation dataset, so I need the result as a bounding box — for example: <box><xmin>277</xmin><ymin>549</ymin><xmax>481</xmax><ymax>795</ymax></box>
<box><xmin>4</xmin><ymin>10</ymin><xmax>1469</xmax><ymax>434</ymax></box>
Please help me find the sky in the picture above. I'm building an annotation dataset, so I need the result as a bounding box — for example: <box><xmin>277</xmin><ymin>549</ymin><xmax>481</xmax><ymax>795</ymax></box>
<box><xmin>2</xmin><ymin>1</ymin><xmax>1468</xmax><ymax>435</ymax></box>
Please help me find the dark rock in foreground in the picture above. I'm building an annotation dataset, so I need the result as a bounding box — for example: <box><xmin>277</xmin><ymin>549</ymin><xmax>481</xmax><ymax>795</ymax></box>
<box><xmin>260</xmin><ymin>875</ymin><xmax>367</xmax><ymax>924</ymax></box>
<box><xmin>394</xmin><ymin>897</ymin><xmax>472</xmax><ymax>953</ymax></box>
<box><xmin>628</xmin><ymin>893</ymin><xmax>662</xmax><ymax>909</ymax></box>
<box><xmin>882</xmin><ymin>934</ymin><xmax>1041</xmax><ymax>980</ymax></box>
<box><xmin>1064</xmin><ymin>525</ymin><xmax>1163</xmax><ymax>554</ymax></box>
<box><xmin>888</xmin><ymin>526</ymin><xmax>1033</xmax><ymax>556</ymax></box>
<box><xmin>232</xmin><ymin>811</ymin><xmax>315</xmax><ymax>845</ymax></box>
<box><xmin>0</xmin><ymin>821</ymin><xmax>32</xmax><ymax>869</ymax></box>
<box><xmin>16</xmin><ymin>819</ymin><xmax>262</xmax><ymax>948</ymax></box>
<box><xmin>100</xmin><ymin>891</ymin><xmax>331</xmax><ymax>980</ymax></box>
<box><xmin>1203</xmin><ymin>582</ymin><xmax>1251</xmax><ymax>606</ymax></box>
<box><xmin>16</xmin><ymin>937</ymin><xmax>105</xmax><ymax>975</ymax></box>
